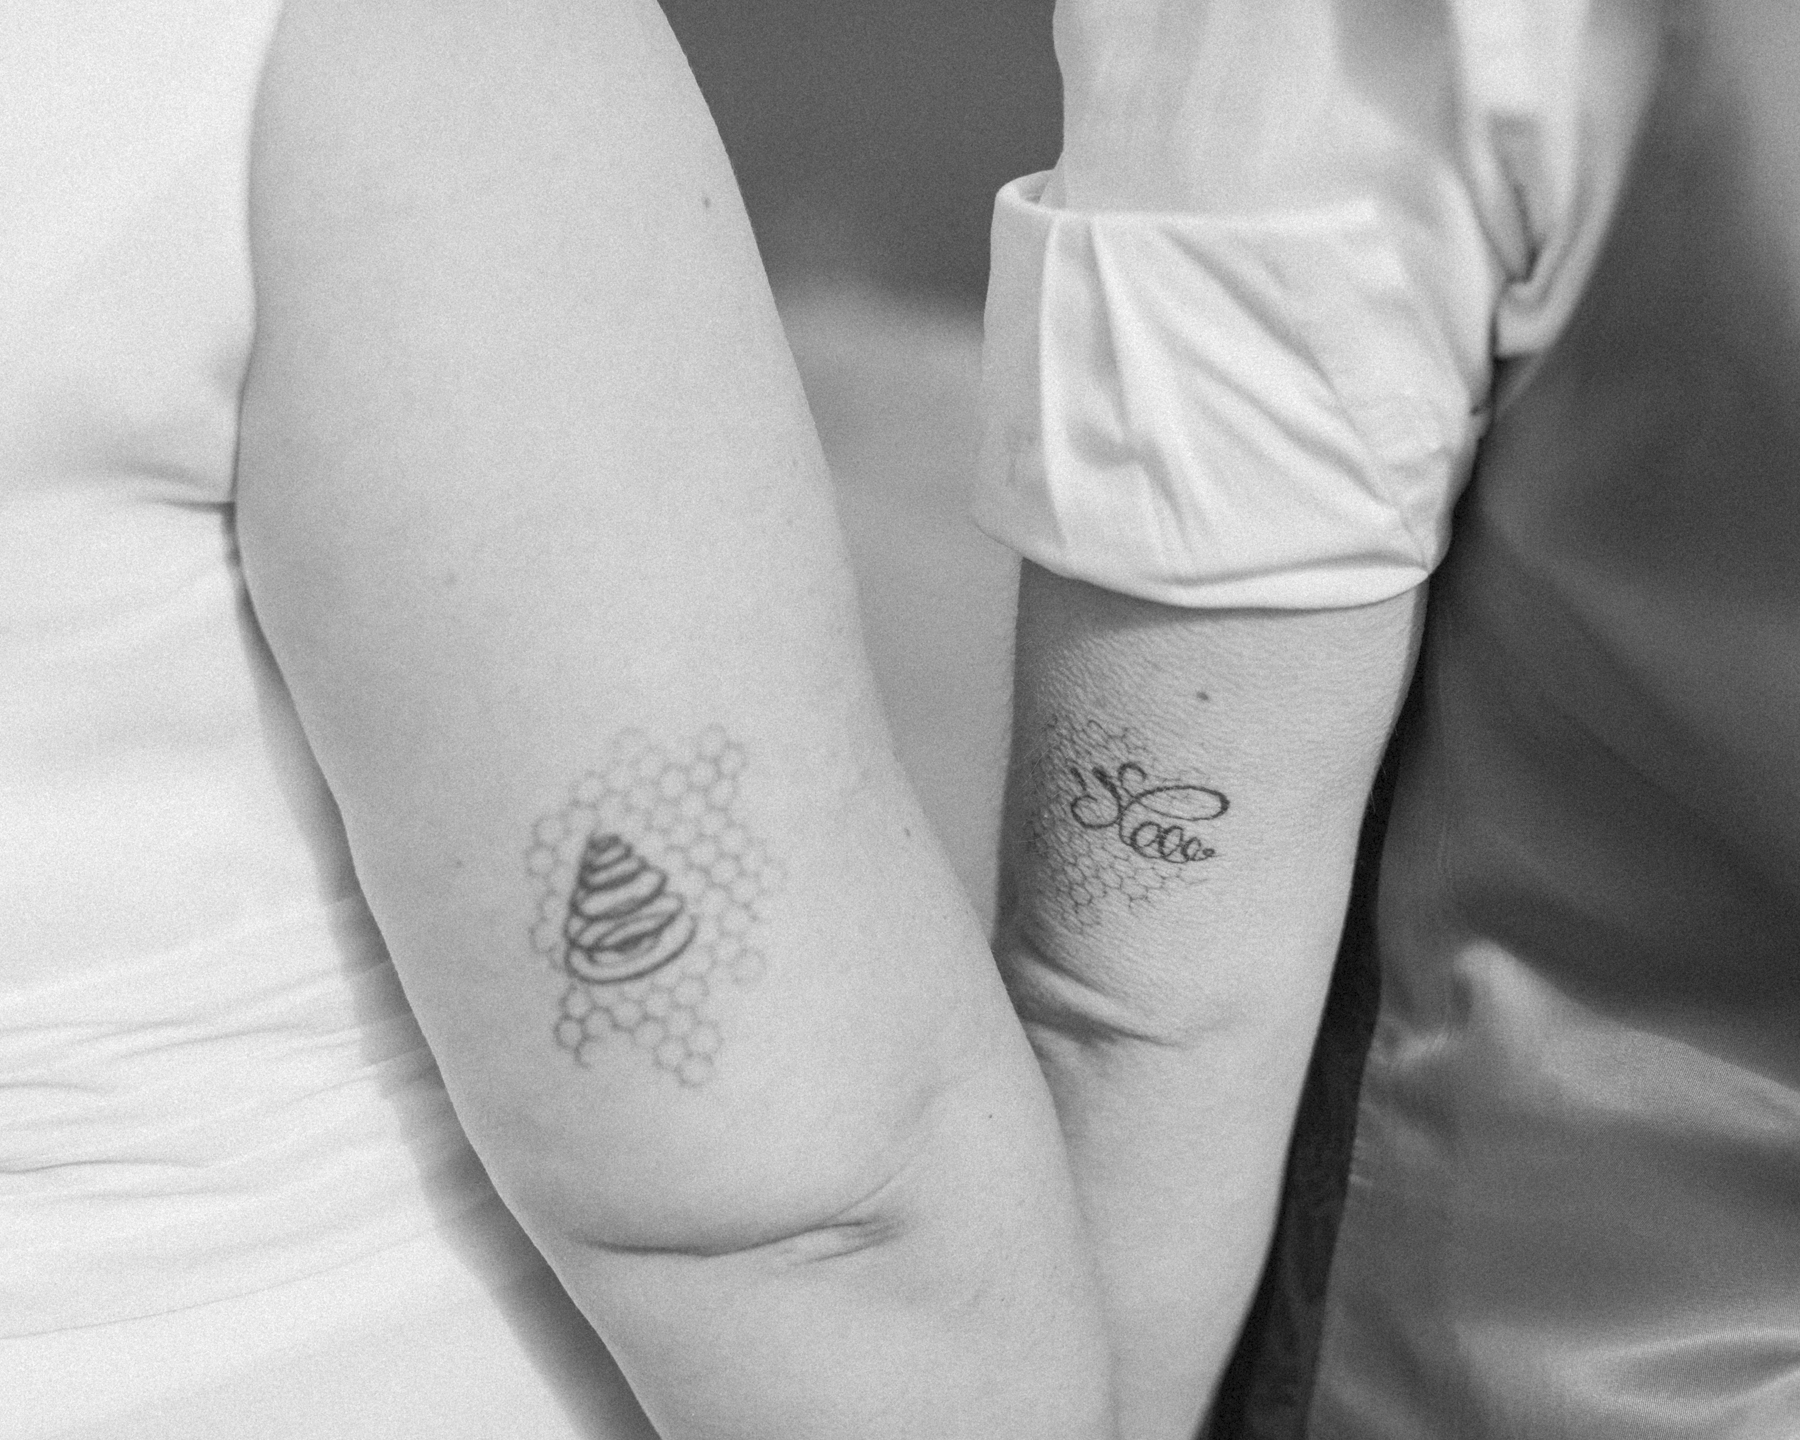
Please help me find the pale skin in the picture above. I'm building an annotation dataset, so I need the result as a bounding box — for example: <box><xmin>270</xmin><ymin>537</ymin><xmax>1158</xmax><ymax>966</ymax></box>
<box><xmin>996</xmin><ymin>562</ymin><xmax>1419</xmax><ymax>1440</ymax></box>
<box><xmin>235</xmin><ymin>1</ymin><xmax>1113</xmax><ymax>1436</ymax></box>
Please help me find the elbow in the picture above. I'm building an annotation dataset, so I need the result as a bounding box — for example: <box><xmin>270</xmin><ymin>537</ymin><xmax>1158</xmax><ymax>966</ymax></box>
<box><xmin>508</xmin><ymin>1140</ymin><xmax>917</xmax><ymax>1267</ymax></box>
<box><xmin>994</xmin><ymin>908</ymin><xmax>1256</xmax><ymax>1055</ymax></box>
<box><xmin>469</xmin><ymin>1052</ymin><xmax>976</xmax><ymax>1266</ymax></box>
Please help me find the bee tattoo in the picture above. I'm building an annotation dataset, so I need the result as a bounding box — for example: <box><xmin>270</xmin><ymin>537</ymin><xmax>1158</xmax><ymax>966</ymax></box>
<box><xmin>1015</xmin><ymin>718</ymin><xmax>1228</xmax><ymax>927</ymax></box>
<box><xmin>1068</xmin><ymin>761</ymin><xmax>1228</xmax><ymax>864</ymax></box>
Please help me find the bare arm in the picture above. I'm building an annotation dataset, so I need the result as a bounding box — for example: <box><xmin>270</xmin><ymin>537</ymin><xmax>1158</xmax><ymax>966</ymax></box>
<box><xmin>997</xmin><ymin>561</ymin><xmax>1419</xmax><ymax>1440</ymax></box>
<box><xmin>236</xmin><ymin>2</ymin><xmax>1112</xmax><ymax>1435</ymax></box>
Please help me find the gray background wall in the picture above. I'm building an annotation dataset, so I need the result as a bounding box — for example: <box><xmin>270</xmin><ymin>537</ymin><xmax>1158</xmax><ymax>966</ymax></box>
<box><xmin>662</xmin><ymin>0</ymin><xmax>1063</xmax><ymax>300</ymax></box>
<box><xmin>659</xmin><ymin>1</ymin><xmax>1064</xmax><ymax>918</ymax></box>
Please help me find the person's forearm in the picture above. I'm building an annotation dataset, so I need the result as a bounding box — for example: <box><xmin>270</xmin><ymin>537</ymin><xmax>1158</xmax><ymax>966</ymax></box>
<box><xmin>998</xmin><ymin>917</ymin><xmax>1341</xmax><ymax>1439</ymax></box>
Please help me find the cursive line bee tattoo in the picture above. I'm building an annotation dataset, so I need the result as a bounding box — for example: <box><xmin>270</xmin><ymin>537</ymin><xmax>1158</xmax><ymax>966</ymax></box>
<box><xmin>1068</xmin><ymin>761</ymin><xmax>1228</xmax><ymax>865</ymax></box>
<box><xmin>1014</xmin><ymin>717</ymin><xmax>1228</xmax><ymax>928</ymax></box>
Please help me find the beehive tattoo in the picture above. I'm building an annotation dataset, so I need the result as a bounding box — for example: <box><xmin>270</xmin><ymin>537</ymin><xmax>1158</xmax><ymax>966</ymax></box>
<box><xmin>1014</xmin><ymin>717</ymin><xmax>1227</xmax><ymax>930</ymax></box>
<box><xmin>526</xmin><ymin>727</ymin><xmax>782</xmax><ymax>1084</ymax></box>
<box><xmin>563</xmin><ymin>834</ymin><xmax>696</xmax><ymax>984</ymax></box>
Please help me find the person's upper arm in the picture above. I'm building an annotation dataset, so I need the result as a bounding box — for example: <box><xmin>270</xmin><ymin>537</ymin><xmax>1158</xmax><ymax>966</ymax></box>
<box><xmin>983</xmin><ymin>0</ymin><xmax>1658</xmax><ymax>1001</ymax></box>
<box><xmin>981</xmin><ymin>7</ymin><xmax>1655</xmax><ymax>1423</ymax></box>
<box><xmin>236</xmin><ymin>6</ymin><xmax>1119</xmax><ymax>1435</ymax></box>
<box><xmin>236</xmin><ymin>0</ymin><xmax>1073</xmax><ymax>1285</ymax></box>
<box><xmin>1000</xmin><ymin>567</ymin><xmax>1418</xmax><ymax>1051</ymax></box>
<box><xmin>242</xmin><ymin>0</ymin><xmax>885</xmax><ymax>1233</ymax></box>
<box><xmin>976</xmin><ymin>26</ymin><xmax>1493</xmax><ymax>1409</ymax></box>
<box><xmin>980</xmin><ymin>1</ymin><xmax>1506</xmax><ymax>1053</ymax></box>
<box><xmin>978</xmin><ymin>0</ymin><xmax>1639</xmax><ymax>972</ymax></box>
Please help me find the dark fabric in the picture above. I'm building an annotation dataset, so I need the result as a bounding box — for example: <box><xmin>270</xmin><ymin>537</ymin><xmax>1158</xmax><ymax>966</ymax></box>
<box><xmin>1204</xmin><ymin>740</ymin><xmax>1402</xmax><ymax>1440</ymax></box>
<box><xmin>1218</xmin><ymin>7</ymin><xmax>1800</xmax><ymax>1434</ymax></box>
<box><xmin>1304</xmin><ymin>6</ymin><xmax>1800</xmax><ymax>1435</ymax></box>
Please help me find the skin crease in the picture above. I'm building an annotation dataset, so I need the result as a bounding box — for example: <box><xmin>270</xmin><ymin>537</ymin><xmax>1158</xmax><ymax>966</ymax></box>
<box><xmin>233</xmin><ymin>0</ymin><xmax>1115</xmax><ymax>1436</ymax></box>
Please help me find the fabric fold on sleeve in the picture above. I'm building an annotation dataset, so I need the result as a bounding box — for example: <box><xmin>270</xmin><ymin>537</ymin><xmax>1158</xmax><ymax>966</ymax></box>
<box><xmin>976</xmin><ymin>172</ymin><xmax>1488</xmax><ymax>610</ymax></box>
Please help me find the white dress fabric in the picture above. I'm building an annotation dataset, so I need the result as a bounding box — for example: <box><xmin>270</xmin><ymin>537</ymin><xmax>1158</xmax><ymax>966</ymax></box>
<box><xmin>975</xmin><ymin>0</ymin><xmax>1650</xmax><ymax>608</ymax></box>
<box><xmin>0</xmin><ymin>4</ymin><xmax>648</xmax><ymax>1435</ymax></box>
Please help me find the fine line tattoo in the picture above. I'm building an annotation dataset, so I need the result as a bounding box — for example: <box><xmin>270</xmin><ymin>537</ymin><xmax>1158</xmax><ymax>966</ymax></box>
<box><xmin>1069</xmin><ymin>762</ymin><xmax>1228</xmax><ymax>864</ymax></box>
<box><xmin>526</xmin><ymin>727</ymin><xmax>783</xmax><ymax>1084</ymax></box>
<box><xmin>563</xmin><ymin>834</ymin><xmax>696</xmax><ymax>983</ymax></box>
<box><xmin>1017</xmin><ymin>717</ymin><xmax>1229</xmax><ymax>928</ymax></box>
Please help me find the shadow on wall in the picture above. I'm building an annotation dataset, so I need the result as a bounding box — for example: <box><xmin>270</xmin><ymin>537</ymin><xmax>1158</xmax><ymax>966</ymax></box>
<box><xmin>663</xmin><ymin>0</ymin><xmax>1062</xmax><ymax>302</ymax></box>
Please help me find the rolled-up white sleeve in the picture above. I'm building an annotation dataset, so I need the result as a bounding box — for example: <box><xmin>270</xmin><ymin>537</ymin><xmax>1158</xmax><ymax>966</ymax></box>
<box><xmin>974</xmin><ymin>0</ymin><xmax>1589</xmax><ymax>610</ymax></box>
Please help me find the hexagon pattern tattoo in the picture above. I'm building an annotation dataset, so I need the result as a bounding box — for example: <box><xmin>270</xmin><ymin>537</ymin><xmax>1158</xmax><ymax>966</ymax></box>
<box><xmin>1016</xmin><ymin>717</ymin><xmax>1227</xmax><ymax>930</ymax></box>
<box><xmin>526</xmin><ymin>727</ymin><xmax>782</xmax><ymax>1084</ymax></box>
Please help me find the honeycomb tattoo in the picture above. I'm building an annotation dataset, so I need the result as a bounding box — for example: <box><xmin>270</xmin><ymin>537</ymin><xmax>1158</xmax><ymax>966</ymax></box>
<box><xmin>526</xmin><ymin>726</ymin><xmax>783</xmax><ymax>1085</ymax></box>
<box><xmin>1015</xmin><ymin>717</ymin><xmax>1227</xmax><ymax>930</ymax></box>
